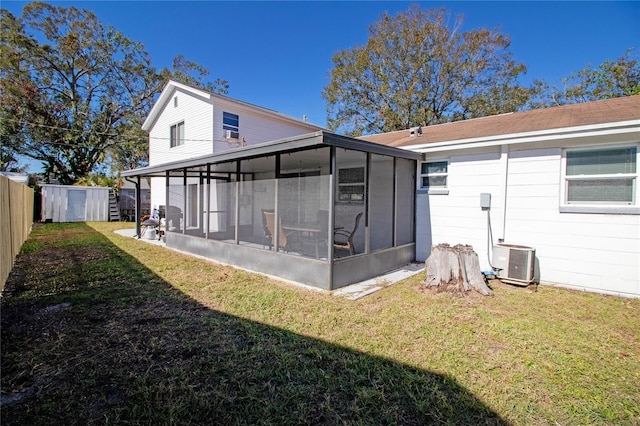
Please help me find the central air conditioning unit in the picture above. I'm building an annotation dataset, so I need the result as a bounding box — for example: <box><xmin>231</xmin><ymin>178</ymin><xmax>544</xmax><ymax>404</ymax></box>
<box><xmin>225</xmin><ymin>130</ymin><xmax>240</xmax><ymax>140</ymax></box>
<box><xmin>492</xmin><ymin>243</ymin><xmax>536</xmax><ymax>285</ymax></box>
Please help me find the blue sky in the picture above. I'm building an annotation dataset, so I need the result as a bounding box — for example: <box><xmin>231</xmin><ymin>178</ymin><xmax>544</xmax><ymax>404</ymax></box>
<box><xmin>3</xmin><ymin>1</ymin><xmax>639</xmax><ymax>171</ymax></box>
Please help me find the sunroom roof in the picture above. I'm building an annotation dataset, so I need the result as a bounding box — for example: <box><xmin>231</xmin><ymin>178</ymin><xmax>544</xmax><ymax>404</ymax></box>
<box><xmin>121</xmin><ymin>131</ymin><xmax>423</xmax><ymax>178</ymax></box>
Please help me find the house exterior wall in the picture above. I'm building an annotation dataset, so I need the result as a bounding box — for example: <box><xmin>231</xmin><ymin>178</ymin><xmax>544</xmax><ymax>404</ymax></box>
<box><xmin>148</xmin><ymin>88</ymin><xmax>214</xmax><ymax>167</ymax></box>
<box><xmin>147</xmin><ymin>87</ymin><xmax>213</xmax><ymax>211</ymax></box>
<box><xmin>211</xmin><ymin>98</ymin><xmax>321</xmax><ymax>152</ymax></box>
<box><xmin>416</xmin><ymin>134</ymin><xmax>640</xmax><ymax>298</ymax></box>
<box><xmin>416</xmin><ymin>148</ymin><xmax>505</xmax><ymax>263</ymax></box>
<box><xmin>504</xmin><ymin>146</ymin><xmax>639</xmax><ymax>297</ymax></box>
<box><xmin>146</xmin><ymin>87</ymin><xmax>321</xmax><ymax>210</ymax></box>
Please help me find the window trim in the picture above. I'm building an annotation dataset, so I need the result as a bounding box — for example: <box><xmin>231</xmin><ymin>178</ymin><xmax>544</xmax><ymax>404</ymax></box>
<box><xmin>560</xmin><ymin>144</ymin><xmax>639</xmax><ymax>215</ymax></box>
<box><xmin>223</xmin><ymin>111</ymin><xmax>240</xmax><ymax>138</ymax></box>
<box><xmin>337</xmin><ymin>166</ymin><xmax>365</xmax><ymax>204</ymax></box>
<box><xmin>170</xmin><ymin>121</ymin><xmax>185</xmax><ymax>148</ymax></box>
<box><xmin>418</xmin><ymin>159</ymin><xmax>449</xmax><ymax>195</ymax></box>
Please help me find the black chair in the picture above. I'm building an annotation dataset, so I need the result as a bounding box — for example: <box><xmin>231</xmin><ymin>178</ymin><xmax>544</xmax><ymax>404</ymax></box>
<box><xmin>334</xmin><ymin>212</ymin><xmax>363</xmax><ymax>256</ymax></box>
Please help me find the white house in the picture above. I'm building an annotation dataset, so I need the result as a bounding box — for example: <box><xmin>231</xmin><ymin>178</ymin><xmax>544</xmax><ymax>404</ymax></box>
<box><xmin>125</xmin><ymin>80</ymin><xmax>639</xmax><ymax>297</ymax></box>
<box><xmin>362</xmin><ymin>96</ymin><xmax>640</xmax><ymax>298</ymax></box>
<box><xmin>141</xmin><ymin>80</ymin><xmax>324</xmax><ymax>209</ymax></box>
<box><xmin>124</xmin><ymin>81</ymin><xmax>420</xmax><ymax>290</ymax></box>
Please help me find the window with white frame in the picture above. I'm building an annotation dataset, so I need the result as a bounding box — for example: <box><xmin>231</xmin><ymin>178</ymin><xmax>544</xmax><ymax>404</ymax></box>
<box><xmin>337</xmin><ymin>167</ymin><xmax>365</xmax><ymax>202</ymax></box>
<box><xmin>563</xmin><ymin>146</ymin><xmax>637</xmax><ymax>206</ymax></box>
<box><xmin>223</xmin><ymin>112</ymin><xmax>239</xmax><ymax>138</ymax></box>
<box><xmin>170</xmin><ymin>121</ymin><xmax>184</xmax><ymax>148</ymax></box>
<box><xmin>420</xmin><ymin>161</ymin><xmax>448</xmax><ymax>191</ymax></box>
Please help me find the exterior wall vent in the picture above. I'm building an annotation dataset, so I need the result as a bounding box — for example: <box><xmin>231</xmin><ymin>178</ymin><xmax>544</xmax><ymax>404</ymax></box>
<box><xmin>492</xmin><ymin>243</ymin><xmax>536</xmax><ymax>285</ymax></box>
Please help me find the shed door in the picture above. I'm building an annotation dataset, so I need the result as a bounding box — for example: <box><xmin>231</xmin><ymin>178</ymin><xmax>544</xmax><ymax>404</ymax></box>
<box><xmin>66</xmin><ymin>189</ymin><xmax>86</xmax><ymax>222</ymax></box>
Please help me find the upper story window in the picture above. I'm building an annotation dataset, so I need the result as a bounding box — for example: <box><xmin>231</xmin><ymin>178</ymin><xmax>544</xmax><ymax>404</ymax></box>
<box><xmin>561</xmin><ymin>145</ymin><xmax>639</xmax><ymax>214</ymax></box>
<box><xmin>419</xmin><ymin>160</ymin><xmax>448</xmax><ymax>194</ymax></box>
<box><xmin>338</xmin><ymin>167</ymin><xmax>365</xmax><ymax>203</ymax></box>
<box><xmin>223</xmin><ymin>112</ymin><xmax>239</xmax><ymax>139</ymax></box>
<box><xmin>170</xmin><ymin>121</ymin><xmax>184</xmax><ymax>148</ymax></box>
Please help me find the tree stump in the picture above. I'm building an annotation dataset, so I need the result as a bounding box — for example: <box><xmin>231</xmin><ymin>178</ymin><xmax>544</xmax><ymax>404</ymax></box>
<box><xmin>422</xmin><ymin>244</ymin><xmax>493</xmax><ymax>296</ymax></box>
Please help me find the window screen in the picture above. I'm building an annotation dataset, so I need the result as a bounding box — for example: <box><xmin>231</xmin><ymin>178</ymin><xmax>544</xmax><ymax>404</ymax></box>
<box><xmin>338</xmin><ymin>167</ymin><xmax>365</xmax><ymax>202</ymax></box>
<box><xmin>420</xmin><ymin>161</ymin><xmax>448</xmax><ymax>189</ymax></box>
<box><xmin>565</xmin><ymin>147</ymin><xmax>637</xmax><ymax>204</ymax></box>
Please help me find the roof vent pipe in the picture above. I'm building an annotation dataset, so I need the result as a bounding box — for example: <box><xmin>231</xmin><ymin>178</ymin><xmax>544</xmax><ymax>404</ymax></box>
<box><xmin>410</xmin><ymin>126</ymin><xmax>422</xmax><ymax>138</ymax></box>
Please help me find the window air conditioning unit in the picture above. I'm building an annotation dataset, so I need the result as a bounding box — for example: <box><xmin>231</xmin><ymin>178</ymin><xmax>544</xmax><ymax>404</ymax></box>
<box><xmin>492</xmin><ymin>243</ymin><xmax>536</xmax><ymax>285</ymax></box>
<box><xmin>225</xmin><ymin>130</ymin><xmax>240</xmax><ymax>139</ymax></box>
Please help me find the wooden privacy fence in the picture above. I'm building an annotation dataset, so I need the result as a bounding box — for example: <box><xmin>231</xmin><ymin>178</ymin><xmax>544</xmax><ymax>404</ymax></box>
<box><xmin>0</xmin><ymin>175</ymin><xmax>34</xmax><ymax>291</ymax></box>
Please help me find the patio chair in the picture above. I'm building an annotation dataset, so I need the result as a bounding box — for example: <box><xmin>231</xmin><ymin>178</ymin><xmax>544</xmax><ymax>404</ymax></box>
<box><xmin>334</xmin><ymin>212</ymin><xmax>363</xmax><ymax>256</ymax></box>
<box><xmin>261</xmin><ymin>209</ymin><xmax>274</xmax><ymax>248</ymax></box>
<box><xmin>263</xmin><ymin>211</ymin><xmax>295</xmax><ymax>252</ymax></box>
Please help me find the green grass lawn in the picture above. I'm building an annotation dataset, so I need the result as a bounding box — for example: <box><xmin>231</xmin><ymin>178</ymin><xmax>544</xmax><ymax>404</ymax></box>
<box><xmin>1</xmin><ymin>222</ymin><xmax>639</xmax><ymax>425</ymax></box>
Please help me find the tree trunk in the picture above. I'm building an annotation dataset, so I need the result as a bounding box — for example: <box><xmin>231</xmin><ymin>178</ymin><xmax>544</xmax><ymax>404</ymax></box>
<box><xmin>422</xmin><ymin>244</ymin><xmax>493</xmax><ymax>296</ymax></box>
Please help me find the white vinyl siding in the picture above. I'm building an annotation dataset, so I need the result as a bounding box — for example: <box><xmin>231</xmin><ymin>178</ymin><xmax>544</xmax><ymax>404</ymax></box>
<box><xmin>146</xmin><ymin>87</ymin><xmax>321</xmax><ymax>208</ymax></box>
<box><xmin>212</xmin><ymin>99</ymin><xmax>320</xmax><ymax>153</ymax></box>
<box><xmin>148</xmin><ymin>89</ymin><xmax>213</xmax><ymax>167</ymax></box>
<box><xmin>506</xmin><ymin>147</ymin><xmax>638</xmax><ymax>296</ymax></box>
<box><xmin>416</xmin><ymin>150</ymin><xmax>504</xmax><ymax>264</ymax></box>
<box><xmin>416</xmin><ymin>141</ymin><xmax>640</xmax><ymax>298</ymax></box>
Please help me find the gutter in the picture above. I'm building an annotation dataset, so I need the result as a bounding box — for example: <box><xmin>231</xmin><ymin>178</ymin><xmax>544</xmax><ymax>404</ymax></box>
<box><xmin>402</xmin><ymin>119</ymin><xmax>640</xmax><ymax>153</ymax></box>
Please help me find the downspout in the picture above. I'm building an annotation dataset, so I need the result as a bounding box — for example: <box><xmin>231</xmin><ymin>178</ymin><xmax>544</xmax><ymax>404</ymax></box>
<box><xmin>499</xmin><ymin>145</ymin><xmax>510</xmax><ymax>242</ymax></box>
<box><xmin>124</xmin><ymin>176</ymin><xmax>141</xmax><ymax>238</ymax></box>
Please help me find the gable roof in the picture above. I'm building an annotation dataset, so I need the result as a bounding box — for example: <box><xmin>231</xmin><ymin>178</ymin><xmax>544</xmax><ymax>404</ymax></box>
<box><xmin>360</xmin><ymin>96</ymin><xmax>640</xmax><ymax>148</ymax></box>
<box><xmin>142</xmin><ymin>80</ymin><xmax>324</xmax><ymax>132</ymax></box>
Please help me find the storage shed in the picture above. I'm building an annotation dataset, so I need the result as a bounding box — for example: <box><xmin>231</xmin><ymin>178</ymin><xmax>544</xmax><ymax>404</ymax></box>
<box><xmin>41</xmin><ymin>184</ymin><xmax>110</xmax><ymax>222</ymax></box>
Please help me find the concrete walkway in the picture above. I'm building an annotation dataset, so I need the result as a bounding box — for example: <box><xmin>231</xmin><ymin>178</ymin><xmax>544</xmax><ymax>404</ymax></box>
<box><xmin>113</xmin><ymin>229</ymin><xmax>423</xmax><ymax>300</ymax></box>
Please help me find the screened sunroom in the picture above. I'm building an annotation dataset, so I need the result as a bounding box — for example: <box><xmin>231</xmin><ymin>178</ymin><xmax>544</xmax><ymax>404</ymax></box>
<box><xmin>122</xmin><ymin>131</ymin><xmax>420</xmax><ymax>290</ymax></box>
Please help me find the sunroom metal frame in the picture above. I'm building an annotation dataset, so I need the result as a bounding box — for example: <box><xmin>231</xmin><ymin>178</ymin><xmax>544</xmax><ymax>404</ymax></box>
<box><xmin>122</xmin><ymin>131</ymin><xmax>422</xmax><ymax>290</ymax></box>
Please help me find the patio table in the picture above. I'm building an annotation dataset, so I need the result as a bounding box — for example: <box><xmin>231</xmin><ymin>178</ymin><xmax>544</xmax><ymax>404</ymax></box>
<box><xmin>282</xmin><ymin>223</ymin><xmax>323</xmax><ymax>258</ymax></box>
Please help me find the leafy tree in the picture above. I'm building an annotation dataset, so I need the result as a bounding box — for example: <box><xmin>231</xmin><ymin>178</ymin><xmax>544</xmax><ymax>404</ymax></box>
<box><xmin>0</xmin><ymin>2</ymin><xmax>226</xmax><ymax>184</ymax></box>
<box><xmin>0</xmin><ymin>146</ymin><xmax>27</xmax><ymax>172</ymax></box>
<box><xmin>74</xmin><ymin>172</ymin><xmax>118</xmax><ymax>188</ymax></box>
<box><xmin>540</xmin><ymin>48</ymin><xmax>640</xmax><ymax>106</ymax></box>
<box><xmin>322</xmin><ymin>6</ymin><xmax>533</xmax><ymax>136</ymax></box>
<box><xmin>168</xmin><ymin>53</ymin><xmax>229</xmax><ymax>95</ymax></box>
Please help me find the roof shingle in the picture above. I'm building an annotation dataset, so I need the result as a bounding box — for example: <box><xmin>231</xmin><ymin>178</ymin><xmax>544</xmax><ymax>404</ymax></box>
<box><xmin>360</xmin><ymin>95</ymin><xmax>640</xmax><ymax>147</ymax></box>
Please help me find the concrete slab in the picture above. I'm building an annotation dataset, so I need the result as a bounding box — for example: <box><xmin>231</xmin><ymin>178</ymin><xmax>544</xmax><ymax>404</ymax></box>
<box><xmin>331</xmin><ymin>262</ymin><xmax>424</xmax><ymax>300</ymax></box>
